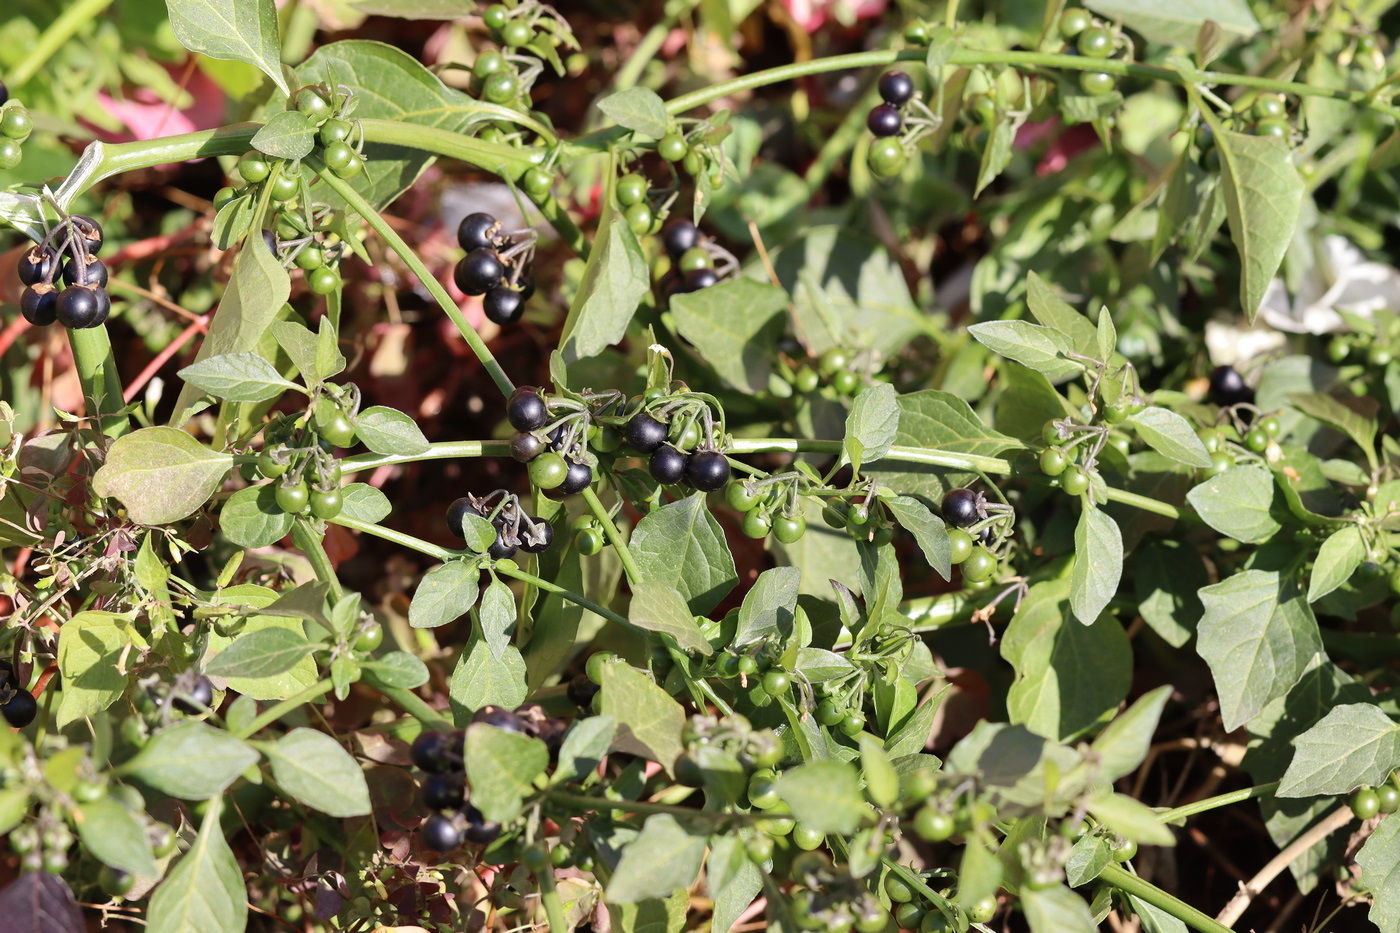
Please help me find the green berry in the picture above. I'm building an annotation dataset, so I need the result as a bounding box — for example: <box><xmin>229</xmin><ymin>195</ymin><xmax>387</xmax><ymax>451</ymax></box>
<box><xmin>1061</xmin><ymin>465</ymin><xmax>1090</xmax><ymax>496</ymax></box>
<box><xmin>658</xmin><ymin>133</ymin><xmax>689</xmax><ymax>162</ymax></box>
<box><xmin>948</xmin><ymin>529</ymin><xmax>974</xmax><ymax>564</ymax></box>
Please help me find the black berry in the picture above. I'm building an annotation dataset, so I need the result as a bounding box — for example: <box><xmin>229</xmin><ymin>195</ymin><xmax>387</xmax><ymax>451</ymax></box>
<box><xmin>457</xmin><ymin>212</ymin><xmax>498</xmax><ymax>251</ymax></box>
<box><xmin>1208</xmin><ymin>365</ymin><xmax>1254</xmax><ymax>407</ymax></box>
<box><xmin>483</xmin><ymin>286</ymin><xmax>525</xmax><ymax>325</ymax></box>
<box><xmin>506</xmin><ymin>387</ymin><xmax>549</xmax><ymax>431</ymax></box>
<box><xmin>488</xmin><ymin>533</ymin><xmax>517</xmax><ymax>561</ymax></box>
<box><xmin>941</xmin><ymin>488</ymin><xmax>980</xmax><ymax>528</ymax></box>
<box><xmin>463</xmin><ymin>806</ymin><xmax>502</xmax><ymax>844</ymax></box>
<box><xmin>421</xmin><ymin>813</ymin><xmax>462</xmax><ymax>851</ymax></box>
<box><xmin>557</xmin><ymin>459</ymin><xmax>593</xmax><ymax>495</ymax></box>
<box><xmin>55</xmin><ymin>285</ymin><xmax>109</xmax><ymax>329</ymax></box>
<box><xmin>649</xmin><ymin>445</ymin><xmax>687</xmax><ymax>485</ymax></box>
<box><xmin>421</xmin><ymin>773</ymin><xmax>466</xmax><ymax>810</ymax></box>
<box><xmin>566</xmin><ymin>674</ymin><xmax>599</xmax><ymax>708</ymax></box>
<box><xmin>454</xmin><ymin>248</ymin><xmax>504</xmax><ymax>295</ymax></box>
<box><xmin>878</xmin><ymin>70</ymin><xmax>915</xmax><ymax>107</ymax></box>
<box><xmin>172</xmin><ymin>676</ymin><xmax>214</xmax><ymax>714</ymax></box>
<box><xmin>626</xmin><ymin>412</ymin><xmax>669</xmax><ymax>453</ymax></box>
<box><xmin>17</xmin><ymin>247</ymin><xmax>56</xmax><ymax>286</ymax></box>
<box><xmin>686</xmin><ymin>450</ymin><xmax>731</xmax><ymax>491</ymax></box>
<box><xmin>2</xmin><ymin>691</ymin><xmax>36</xmax><ymax>728</ymax></box>
<box><xmin>20</xmin><ymin>285</ymin><xmax>57</xmax><ymax>326</ymax></box>
<box><xmin>472</xmin><ymin>704</ymin><xmax>527</xmax><ymax>733</ymax></box>
<box><xmin>446</xmin><ymin>497</ymin><xmax>485</xmax><ymax>539</ymax></box>
<box><xmin>410</xmin><ymin>730</ymin><xmax>460</xmax><ymax>773</ymax></box>
<box><xmin>867</xmin><ymin>104</ymin><xmax>903</xmax><ymax>137</ymax></box>
<box><xmin>68</xmin><ymin>215</ymin><xmax>104</xmax><ymax>254</ymax></box>
<box><xmin>519</xmin><ymin>519</ymin><xmax>554</xmax><ymax>553</ymax></box>
<box><xmin>0</xmin><ymin>81</ymin><xmax>7</xmax><ymax>107</ymax></box>
<box><xmin>62</xmin><ymin>256</ymin><xmax>108</xmax><ymax>289</ymax></box>
<box><xmin>662</xmin><ymin>220</ymin><xmax>700</xmax><ymax>259</ymax></box>
<box><xmin>510</xmin><ymin>432</ymin><xmax>546</xmax><ymax>463</ymax></box>
<box><xmin>681</xmin><ymin>268</ymin><xmax>718</xmax><ymax>292</ymax></box>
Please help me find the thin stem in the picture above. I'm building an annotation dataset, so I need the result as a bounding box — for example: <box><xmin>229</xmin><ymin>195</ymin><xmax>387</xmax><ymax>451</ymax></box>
<box><xmin>581</xmin><ymin>487</ymin><xmax>642</xmax><ymax>585</ymax></box>
<box><xmin>495</xmin><ymin>561</ymin><xmax>638</xmax><ymax>635</ymax></box>
<box><xmin>725</xmin><ymin>437</ymin><xmax>1017</xmax><ymax>474</ymax></box>
<box><xmin>232</xmin><ymin>680</ymin><xmax>335</xmax><ymax>739</ymax></box>
<box><xmin>331</xmin><ymin>512</ymin><xmax>455</xmax><ymax>560</ymax></box>
<box><xmin>1099</xmin><ymin>864</ymin><xmax>1236</xmax><ymax>933</ymax></box>
<box><xmin>314</xmin><ymin>163</ymin><xmax>516</xmax><ymax>398</ymax></box>
<box><xmin>6</xmin><ymin>0</ymin><xmax>117</xmax><ymax>89</ymax></box>
<box><xmin>898</xmin><ymin>591</ymin><xmax>980</xmax><ymax>631</ymax></box>
<box><xmin>292</xmin><ymin>519</ymin><xmax>345</xmax><ymax>604</ymax></box>
<box><xmin>1157</xmin><ymin>782</ymin><xmax>1278</xmax><ymax>824</ymax></box>
<box><xmin>1214</xmin><ymin>805</ymin><xmax>1354</xmax><ymax>927</ymax></box>
<box><xmin>362</xmin><ymin>672</ymin><xmax>454</xmax><ymax>731</ymax></box>
<box><xmin>535</xmin><ymin>853</ymin><xmax>569</xmax><ymax>933</ymax></box>
<box><xmin>881</xmin><ymin>858</ymin><xmax>958</xmax><ymax>919</ymax></box>
<box><xmin>67</xmin><ymin>326</ymin><xmax>128</xmax><ymax>438</ymax></box>
<box><xmin>341</xmin><ymin>440</ymin><xmax>511</xmax><ymax>472</ymax></box>
<box><xmin>546</xmin><ymin>790</ymin><xmax>738</xmax><ymax>822</ymax></box>
<box><xmin>1101</xmin><ymin>485</ymin><xmax>1182</xmax><ymax>520</ymax></box>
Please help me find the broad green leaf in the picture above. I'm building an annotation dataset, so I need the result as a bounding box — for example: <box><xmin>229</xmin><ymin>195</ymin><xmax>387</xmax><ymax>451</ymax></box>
<box><xmin>1025</xmin><ymin>272</ymin><xmax>1098</xmax><ymax>358</ymax></box>
<box><xmin>1127</xmin><ymin>893</ymin><xmax>1189</xmax><ymax>933</ymax></box>
<box><xmin>974</xmin><ymin>113</ymin><xmax>1016</xmax><ymax>196</ymax></box>
<box><xmin>1070</xmin><ymin>506</ymin><xmax>1122</xmax><ymax>625</ymax></box>
<box><xmin>1356</xmin><ymin>813</ymin><xmax>1400</xmax><ymax>932</ymax></box>
<box><xmin>353</xmin><ymin>405</ymin><xmax>429</xmax><ymax>455</ymax></box>
<box><xmin>859</xmin><ymin>736</ymin><xmax>899</xmax><ymax>809</ymax></box>
<box><xmin>1277</xmin><ymin>704</ymin><xmax>1400</xmax><ymax>797</ymax></box>
<box><xmin>864</xmin><ymin>390</ymin><xmax>1019</xmax><ymax>505</ymax></box>
<box><xmin>123</xmin><ymin>721</ymin><xmax>259</xmax><ymax>800</ymax></box>
<box><xmin>250</xmin><ymin>110</ymin><xmax>316</xmax><ymax>160</ymax></box>
<box><xmin>463</xmin><ymin>722</ymin><xmax>549</xmax><ymax>823</ymax></box>
<box><xmin>775</xmin><ymin>760</ymin><xmax>866</xmax><ymax>834</ymax></box>
<box><xmin>843</xmin><ymin>382</ymin><xmax>899</xmax><ymax>467</ymax></box>
<box><xmin>362</xmin><ymin>651</ymin><xmax>429</xmax><ymax>689</ymax></box>
<box><xmin>883</xmin><ymin>496</ymin><xmax>951</xmax><ymax>580</ymax></box>
<box><xmin>166</xmin><ymin>0</ymin><xmax>288</xmax><ymax>94</ymax></box>
<box><xmin>670</xmin><ymin>278</ymin><xmax>788</xmax><ymax>392</ymax></box>
<box><xmin>1289</xmin><ymin>392</ymin><xmax>1379</xmax><ymax>464</ymax></box>
<box><xmin>734</xmin><ymin>567</ymin><xmax>799</xmax><ymax>647</ymax></box>
<box><xmin>1091</xmin><ymin>686</ymin><xmax>1172</xmax><ymax>783</ymax></box>
<box><xmin>560</xmin><ymin>217</ymin><xmax>649</xmax><ymax>363</ymax></box>
<box><xmin>1002</xmin><ymin>580</ymin><xmax>1131</xmax><ymax>742</ymax></box>
<box><xmin>1096</xmin><ymin>306</ymin><xmax>1116</xmax><ymax>363</ymax></box>
<box><xmin>1021</xmin><ymin>884</ymin><xmax>1097</xmax><ymax>933</ymax></box>
<box><xmin>1198</xmin><ymin>569</ymin><xmax>1322</xmax><ymax>731</ymax></box>
<box><xmin>1084</xmin><ymin>0</ymin><xmax>1259</xmax><ymax>46</ymax></box>
<box><xmin>204</xmin><ymin>586</ymin><xmax>318</xmax><ymax>699</ymax></box>
<box><xmin>605</xmin><ymin>814</ymin><xmax>708</xmax><ymax>903</ymax></box>
<box><xmin>956</xmin><ymin>838</ymin><xmax>1004</xmax><ymax>914</ymax></box>
<box><xmin>968</xmin><ymin>321</ymin><xmax>1082</xmax><ymax>383</ymax></box>
<box><xmin>1085</xmin><ymin>792</ymin><xmax>1175</xmax><ymax>846</ymax></box>
<box><xmin>409</xmin><ymin>560</ymin><xmax>480</xmax><ymax>628</ymax></box>
<box><xmin>631</xmin><ymin>493</ymin><xmax>737</xmax><ymax>615</ymax></box>
<box><xmin>596</xmin><ymin>87</ymin><xmax>670</xmax><ymax>139</ymax></box>
<box><xmin>92</xmin><ymin>427</ymin><xmax>234</xmax><ymax>525</ymax></box>
<box><xmin>211</xmin><ymin>193</ymin><xmax>255</xmax><ymax>250</ymax></box>
<box><xmin>710</xmin><ymin>854</ymin><xmax>764</xmax><ymax>933</ymax></box>
<box><xmin>338</xmin><ymin>482</ymin><xmax>391</xmax><ymax>524</ymax></box>
<box><xmin>1134</xmin><ymin>540</ymin><xmax>1205</xmax><ymax>648</ymax></box>
<box><xmin>315</xmin><ymin>316</ymin><xmax>346</xmax><ymax>378</ymax></box>
<box><xmin>1213</xmin><ymin>128</ymin><xmax>1304</xmax><ymax>322</ymax></box>
<box><xmin>74</xmin><ymin>799</ymin><xmax>156</xmax><ymax>877</ymax></box>
<box><xmin>599</xmin><ymin>662</ymin><xmax>685</xmax><ymax>775</ymax></box>
<box><xmin>628</xmin><ymin>582</ymin><xmax>712</xmax><ymax>655</ymax></box>
<box><xmin>553</xmin><ymin>715</ymin><xmax>616</xmax><ymax>784</ymax></box>
<box><xmin>450</xmin><ymin>637</ymin><xmax>528</xmax><ymax>723</ymax></box>
<box><xmin>204</xmin><ymin>627</ymin><xmax>314</xmax><ymax>679</ymax></box>
<box><xmin>1186</xmin><ymin>466</ymin><xmax>1282</xmax><ymax>543</ymax></box>
<box><xmin>265</xmin><ymin>728</ymin><xmax>372</xmax><ymax>817</ymax></box>
<box><xmin>270</xmin><ymin>320</ymin><xmax>319</xmax><ymax>382</ymax></box>
<box><xmin>56</xmin><ymin>611</ymin><xmax>143</xmax><ymax>727</ymax></box>
<box><xmin>770</xmin><ymin>498</ymin><xmax>863</xmax><ymax>598</ymax></box>
<box><xmin>220</xmin><ymin>483</ymin><xmax>295</xmax><ymax>549</ymax></box>
<box><xmin>477</xmin><ymin>577</ymin><xmax>516</xmax><ymax>657</ymax></box>
<box><xmin>1126</xmin><ymin>406</ymin><xmax>1212</xmax><ymax>468</ymax></box>
<box><xmin>1065</xmin><ymin>833</ymin><xmax>1112</xmax><ymax>887</ymax></box>
<box><xmin>171</xmin><ymin>229</ymin><xmax>290</xmax><ymax>424</ymax></box>
<box><xmin>1308</xmin><ymin>525</ymin><xmax>1366</xmax><ymax>602</ymax></box>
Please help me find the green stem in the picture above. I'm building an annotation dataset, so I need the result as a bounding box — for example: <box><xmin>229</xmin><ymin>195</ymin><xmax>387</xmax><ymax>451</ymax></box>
<box><xmin>535</xmin><ymin>854</ymin><xmax>569</xmax><ymax>933</ymax></box>
<box><xmin>725</xmin><ymin>437</ymin><xmax>1017</xmax><ymax>474</ymax></box>
<box><xmin>315</xmin><ymin>163</ymin><xmax>516</xmax><ymax>398</ymax></box>
<box><xmin>292</xmin><ymin>519</ymin><xmax>345</xmax><ymax>604</ymax></box>
<box><xmin>331</xmin><ymin>513</ymin><xmax>455</xmax><ymax>561</ymax></box>
<box><xmin>1101</xmin><ymin>486</ymin><xmax>1182</xmax><ymax>520</ymax></box>
<box><xmin>1156</xmin><ymin>782</ymin><xmax>1278</xmax><ymax>824</ymax></box>
<box><xmin>546</xmin><ymin>790</ymin><xmax>738</xmax><ymax>822</ymax></box>
<box><xmin>341</xmin><ymin>440</ymin><xmax>511</xmax><ymax>472</ymax></box>
<box><xmin>361</xmin><ymin>672</ymin><xmax>454</xmax><ymax>731</ymax></box>
<box><xmin>232</xmin><ymin>680</ymin><xmax>335</xmax><ymax>738</ymax></box>
<box><xmin>67</xmin><ymin>327</ymin><xmax>127</xmax><ymax>437</ymax></box>
<box><xmin>613</xmin><ymin>0</ymin><xmax>701</xmax><ymax>92</ymax></box>
<box><xmin>580</xmin><ymin>487</ymin><xmax>643</xmax><ymax>585</ymax></box>
<box><xmin>1099</xmin><ymin>863</ymin><xmax>1236</xmax><ymax>933</ymax></box>
<box><xmin>495</xmin><ymin>562</ymin><xmax>638</xmax><ymax>635</ymax></box>
<box><xmin>6</xmin><ymin>0</ymin><xmax>116</xmax><ymax>89</ymax></box>
<box><xmin>898</xmin><ymin>591</ymin><xmax>981</xmax><ymax>631</ymax></box>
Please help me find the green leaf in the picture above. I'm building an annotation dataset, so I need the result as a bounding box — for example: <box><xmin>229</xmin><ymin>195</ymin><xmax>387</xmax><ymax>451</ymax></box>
<box><xmin>631</xmin><ymin>493</ymin><xmax>737</xmax><ymax>616</ymax></box>
<box><xmin>1084</xmin><ymin>0</ymin><xmax>1259</xmax><ymax>47</ymax></box>
<box><xmin>859</xmin><ymin>736</ymin><xmax>899</xmax><ymax>809</ymax></box>
<box><xmin>264</xmin><ymin>728</ymin><xmax>372</xmax><ymax>817</ymax></box>
<box><xmin>92</xmin><ymin>427</ymin><xmax>234</xmax><ymax>525</ymax></box>
<box><xmin>924</xmin><ymin>24</ymin><xmax>955</xmax><ymax>68</ymax></box>
<box><xmin>1289</xmin><ymin>392</ymin><xmax>1379</xmax><ymax>463</ymax></box>
<box><xmin>409</xmin><ymin>560</ymin><xmax>480</xmax><ymax>628</ymax></box>
<box><xmin>166</xmin><ymin>0</ymin><xmax>289</xmax><ymax>95</ymax></box>
<box><xmin>463</xmin><ymin>722</ymin><xmax>549</xmax><ymax>823</ymax></box>
<box><xmin>361</xmin><ymin>651</ymin><xmax>429</xmax><ymax>689</ymax></box>
<box><xmin>628</xmin><ymin>582</ymin><xmax>712</xmax><ymax>655</ymax></box>
<box><xmin>1091</xmin><ymin>686</ymin><xmax>1172</xmax><ymax>783</ymax></box>
<box><xmin>599</xmin><ymin>662</ymin><xmax>685</xmax><ymax>775</ymax></box>
<box><xmin>211</xmin><ymin>193</ymin><xmax>255</xmax><ymax>250</ymax></box>
<box><xmin>1069</xmin><ymin>505</ymin><xmax>1122</xmax><ymax>625</ymax></box>
<box><xmin>670</xmin><ymin>278</ymin><xmax>788</xmax><ymax>392</ymax></box>
<box><xmin>1213</xmin><ymin>128</ymin><xmax>1304</xmax><ymax>322</ymax></box>
<box><xmin>1025</xmin><ymin>271</ymin><xmax>1098</xmax><ymax>357</ymax></box>
<box><xmin>205</xmin><ymin>627</ymin><xmax>314</xmax><ymax>679</ymax></box>
<box><xmin>269</xmin><ymin>320</ymin><xmax>319</xmax><ymax>382</ymax></box>
<box><xmin>220</xmin><ymin>483</ymin><xmax>295</xmax><ymax>549</ymax></box>
<box><xmin>734</xmin><ymin>567</ymin><xmax>800</xmax><ymax>647</ymax></box>
<box><xmin>554</xmin><ymin>715</ymin><xmax>616</xmax><ymax>784</ymax></box>
<box><xmin>1126</xmin><ymin>406</ymin><xmax>1212</xmax><ymax>468</ymax></box>
<box><xmin>1133</xmin><ymin>540</ymin><xmax>1205</xmax><ymax>648</ymax></box>
<box><xmin>605</xmin><ymin>814</ymin><xmax>708</xmax><ymax>903</ymax></box>
<box><xmin>450</xmin><ymin>637</ymin><xmax>528</xmax><ymax>723</ymax></box>
<box><xmin>974</xmin><ymin>114</ymin><xmax>1017</xmax><ymax>197</ymax></box>
<box><xmin>1186</xmin><ymin>465</ymin><xmax>1282</xmax><ymax>543</ymax></box>
<box><xmin>251</xmin><ymin>109</ymin><xmax>316</xmax><ymax>160</ymax></box>
<box><xmin>476</xmin><ymin>577</ymin><xmax>516</xmax><ymax>657</ymax></box>
<box><xmin>123</xmin><ymin>721</ymin><xmax>259</xmax><ymax>800</ymax></box>
<box><xmin>560</xmin><ymin>216</ymin><xmax>649</xmax><ymax>363</ymax></box>
<box><xmin>843</xmin><ymin>382</ymin><xmax>899</xmax><ymax>467</ymax></box>
<box><xmin>883</xmin><ymin>496</ymin><xmax>951</xmax><ymax>581</ymax></box>
<box><xmin>1308</xmin><ymin>525</ymin><xmax>1367</xmax><ymax>602</ymax></box>
<box><xmin>1277</xmin><ymin>703</ymin><xmax>1400</xmax><ymax>797</ymax></box>
<box><xmin>338</xmin><ymin>483</ymin><xmax>391</xmax><ymax>524</ymax></box>
<box><xmin>1085</xmin><ymin>792</ymin><xmax>1176</xmax><ymax>846</ymax></box>
<box><xmin>1356</xmin><ymin>812</ymin><xmax>1400</xmax><ymax>932</ymax></box>
<box><xmin>1021</xmin><ymin>884</ymin><xmax>1097</xmax><ymax>933</ymax></box>
<box><xmin>1065</xmin><ymin>833</ymin><xmax>1112</xmax><ymax>887</ymax></box>
<box><xmin>74</xmin><ymin>799</ymin><xmax>156</xmax><ymax>877</ymax></box>
<box><xmin>1198</xmin><ymin>569</ymin><xmax>1323</xmax><ymax>731</ymax></box>
<box><xmin>352</xmin><ymin>405</ymin><xmax>429</xmax><ymax>455</ymax></box>
<box><xmin>775</xmin><ymin>760</ymin><xmax>866</xmax><ymax>834</ymax></box>
<box><xmin>596</xmin><ymin>87</ymin><xmax>670</xmax><ymax>139</ymax></box>
<box><xmin>968</xmin><ymin>321</ymin><xmax>1082</xmax><ymax>383</ymax></box>
<box><xmin>203</xmin><ymin>586</ymin><xmax>318</xmax><ymax>700</ymax></box>
<box><xmin>56</xmin><ymin>611</ymin><xmax>142</xmax><ymax>727</ymax></box>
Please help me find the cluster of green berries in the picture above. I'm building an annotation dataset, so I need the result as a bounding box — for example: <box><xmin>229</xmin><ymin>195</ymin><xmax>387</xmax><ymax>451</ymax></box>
<box><xmin>1058</xmin><ymin>8</ymin><xmax>1122</xmax><ymax>96</ymax></box>
<box><xmin>782</xmin><ymin>345</ymin><xmax>880</xmax><ymax>397</ymax></box>
<box><xmin>726</xmin><ymin>480</ymin><xmax>807</xmax><ymax>543</ymax></box>
<box><xmin>811</xmin><ymin>686</ymin><xmax>873</xmax><ymax>739</ymax></box>
<box><xmin>0</xmin><ymin>661</ymin><xmax>36</xmax><ymax>728</ymax></box>
<box><xmin>1241</xmin><ymin>93</ymin><xmax>1291</xmax><ymax>138</ymax></box>
<box><xmin>1037</xmin><ymin>421</ymin><xmax>1095</xmax><ymax>497</ymax></box>
<box><xmin>942</xmin><ymin>488</ymin><xmax>1000</xmax><ymax>584</ymax></box>
<box><xmin>867</xmin><ymin>71</ymin><xmax>917</xmax><ymax>179</ymax></box>
<box><xmin>712</xmin><ymin>649</ymin><xmax>799</xmax><ymax>701</ymax></box>
<box><xmin>0</xmin><ymin>83</ymin><xmax>33</xmax><ymax>171</ymax></box>
<box><xmin>18</xmin><ymin>215</ymin><xmax>111</xmax><ymax>329</ymax></box>
<box><xmin>1197</xmin><ymin>414</ymin><xmax>1282</xmax><ymax>478</ymax></box>
<box><xmin>481</xmin><ymin>3</ymin><xmax>553</xmax><ymax>53</ymax></box>
<box><xmin>1328</xmin><ymin>326</ymin><xmax>1397</xmax><ymax>368</ymax></box>
<box><xmin>469</xmin><ymin>48</ymin><xmax>530</xmax><ymax>109</ymax></box>
<box><xmin>446</xmin><ymin>492</ymin><xmax>554</xmax><ymax>559</ymax></box>
<box><xmin>256</xmin><ymin>406</ymin><xmax>357</xmax><ymax>519</ymax></box>
<box><xmin>820</xmin><ymin>497</ymin><xmax>894</xmax><ymax>546</ymax></box>
<box><xmin>1350</xmin><ymin>775</ymin><xmax>1400</xmax><ymax>820</ymax></box>
<box><xmin>656</xmin><ymin>220</ymin><xmax>721</xmax><ymax>303</ymax></box>
<box><xmin>455</xmin><ymin>211</ymin><xmax>535</xmax><ymax>325</ymax></box>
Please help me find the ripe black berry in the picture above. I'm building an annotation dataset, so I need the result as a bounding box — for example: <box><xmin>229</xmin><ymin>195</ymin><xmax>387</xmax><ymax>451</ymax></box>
<box><xmin>867</xmin><ymin>104</ymin><xmax>903</xmax><ymax>137</ymax></box>
<box><xmin>62</xmin><ymin>257</ymin><xmax>108</xmax><ymax>288</ymax></box>
<box><xmin>421</xmin><ymin>813</ymin><xmax>462</xmax><ymax>851</ymax></box>
<box><xmin>662</xmin><ymin>220</ymin><xmax>700</xmax><ymax>259</ymax></box>
<box><xmin>681</xmin><ymin>268</ymin><xmax>718</xmax><ymax>292</ymax></box>
<box><xmin>483</xmin><ymin>286</ymin><xmax>525</xmax><ymax>325</ymax></box>
<box><xmin>506</xmin><ymin>387</ymin><xmax>549</xmax><ymax>431</ymax></box>
<box><xmin>566</xmin><ymin>674</ymin><xmax>599</xmax><ymax>708</ymax></box>
<box><xmin>20</xmin><ymin>285</ymin><xmax>57</xmax><ymax>326</ymax></box>
<box><xmin>457</xmin><ymin>212</ymin><xmax>498</xmax><ymax>251</ymax></box>
<box><xmin>626</xmin><ymin>412</ymin><xmax>669</xmax><ymax>453</ymax></box>
<box><xmin>941</xmin><ymin>488</ymin><xmax>981</xmax><ymax>527</ymax></box>
<box><xmin>2</xmin><ymin>690</ymin><xmax>36</xmax><ymax>728</ymax></box>
<box><xmin>454</xmin><ymin>248</ymin><xmax>504</xmax><ymax>295</ymax></box>
<box><xmin>649</xmin><ymin>444</ymin><xmax>687</xmax><ymax>485</ymax></box>
<box><xmin>472</xmin><ymin>704</ymin><xmax>526</xmax><ymax>733</ymax></box>
<box><xmin>173</xmin><ymin>676</ymin><xmax>214</xmax><ymax>714</ymax></box>
<box><xmin>516</xmin><ymin>271</ymin><xmax>536</xmax><ymax>301</ymax></box>
<box><xmin>17</xmin><ymin>247</ymin><xmax>56</xmax><ymax>286</ymax></box>
<box><xmin>510</xmin><ymin>432</ymin><xmax>546</xmax><ymax>463</ymax></box>
<box><xmin>463</xmin><ymin>806</ymin><xmax>502</xmax><ymax>845</ymax></box>
<box><xmin>488</xmin><ymin>533</ymin><xmax>517</xmax><ymax>561</ymax></box>
<box><xmin>1208</xmin><ymin>365</ymin><xmax>1254</xmax><ymax>407</ymax></box>
<box><xmin>55</xmin><ymin>285</ymin><xmax>109</xmax><ymax>329</ymax></box>
<box><xmin>68</xmin><ymin>215</ymin><xmax>103</xmax><ymax>254</ymax></box>
<box><xmin>519</xmin><ymin>519</ymin><xmax>554</xmax><ymax>553</ymax></box>
<box><xmin>878</xmin><ymin>70</ymin><xmax>915</xmax><ymax>107</ymax></box>
<box><xmin>421</xmin><ymin>773</ymin><xmax>466</xmax><ymax>810</ymax></box>
<box><xmin>557</xmin><ymin>459</ymin><xmax>593</xmax><ymax>495</ymax></box>
<box><xmin>686</xmin><ymin>450</ymin><xmax>731</xmax><ymax>491</ymax></box>
<box><xmin>410</xmin><ymin>730</ymin><xmax>460</xmax><ymax>773</ymax></box>
<box><xmin>446</xmin><ymin>497</ymin><xmax>484</xmax><ymax>539</ymax></box>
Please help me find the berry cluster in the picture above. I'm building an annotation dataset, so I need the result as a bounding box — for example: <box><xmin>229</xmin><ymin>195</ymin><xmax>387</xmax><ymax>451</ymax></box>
<box><xmin>656</xmin><ymin>219</ymin><xmax>728</xmax><ymax>304</ymax></box>
<box><xmin>0</xmin><ymin>661</ymin><xmax>37</xmax><ymax>728</ymax></box>
<box><xmin>725</xmin><ymin>479</ymin><xmax>806</xmax><ymax>543</ymax></box>
<box><xmin>1057</xmin><ymin>9</ymin><xmax>1122</xmax><ymax>95</ymax></box>
<box><xmin>255</xmin><ymin>405</ymin><xmax>357</xmax><ymax>519</ymax></box>
<box><xmin>941</xmin><ymin>488</ymin><xmax>1002</xmax><ymax>584</ymax></box>
<box><xmin>625</xmin><ymin>408</ymin><xmax>731</xmax><ymax>491</ymax></box>
<box><xmin>781</xmin><ymin>345</ymin><xmax>883</xmax><ymax>398</ymax></box>
<box><xmin>1350</xmin><ymin>777</ymin><xmax>1400</xmax><ymax>821</ymax></box>
<box><xmin>454</xmin><ymin>211</ymin><xmax>536</xmax><ymax>325</ymax></box>
<box><xmin>866</xmin><ymin>71</ymin><xmax>932</xmax><ymax>179</ymax></box>
<box><xmin>18</xmin><ymin>215</ymin><xmax>111</xmax><ymax>328</ymax></box>
<box><xmin>0</xmin><ymin>87</ymin><xmax>32</xmax><ymax>171</ymax></box>
<box><xmin>446</xmin><ymin>491</ymin><xmax>554</xmax><ymax>559</ymax></box>
<box><xmin>507</xmin><ymin>387</ymin><xmax>598</xmax><ymax>496</ymax></box>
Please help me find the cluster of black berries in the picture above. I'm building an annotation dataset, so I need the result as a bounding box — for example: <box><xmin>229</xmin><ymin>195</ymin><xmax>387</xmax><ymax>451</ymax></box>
<box><xmin>507</xmin><ymin>387</ymin><xmax>597</xmax><ymax>497</ymax></box>
<box><xmin>447</xmin><ymin>491</ymin><xmax>554</xmax><ymax>559</ymax></box>
<box><xmin>18</xmin><ymin>215</ymin><xmax>111</xmax><ymax>329</ymax></box>
<box><xmin>454</xmin><ymin>212</ymin><xmax>535</xmax><ymax>325</ymax></box>
<box><xmin>657</xmin><ymin>220</ymin><xmax>721</xmax><ymax>304</ymax></box>
<box><xmin>412</xmin><ymin>704</ymin><xmax>567</xmax><ymax>852</ymax></box>
<box><xmin>0</xmin><ymin>661</ymin><xmax>36</xmax><ymax>728</ymax></box>
<box><xmin>866</xmin><ymin>71</ymin><xmax>915</xmax><ymax>138</ymax></box>
<box><xmin>624</xmin><ymin>409</ymin><xmax>731</xmax><ymax>491</ymax></box>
